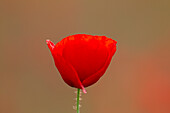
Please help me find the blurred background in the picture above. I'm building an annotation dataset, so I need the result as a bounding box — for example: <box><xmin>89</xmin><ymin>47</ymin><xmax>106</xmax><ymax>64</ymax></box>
<box><xmin>0</xmin><ymin>0</ymin><xmax>170</xmax><ymax>113</ymax></box>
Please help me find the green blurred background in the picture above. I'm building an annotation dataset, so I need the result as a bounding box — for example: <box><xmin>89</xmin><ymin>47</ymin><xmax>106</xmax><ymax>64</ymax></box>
<box><xmin>0</xmin><ymin>0</ymin><xmax>170</xmax><ymax>113</ymax></box>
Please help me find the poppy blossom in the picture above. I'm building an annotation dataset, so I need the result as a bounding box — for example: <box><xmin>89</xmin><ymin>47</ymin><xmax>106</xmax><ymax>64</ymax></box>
<box><xmin>46</xmin><ymin>34</ymin><xmax>117</xmax><ymax>93</ymax></box>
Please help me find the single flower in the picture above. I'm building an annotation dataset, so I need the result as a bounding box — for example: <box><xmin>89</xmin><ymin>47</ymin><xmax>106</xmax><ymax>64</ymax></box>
<box><xmin>46</xmin><ymin>34</ymin><xmax>117</xmax><ymax>93</ymax></box>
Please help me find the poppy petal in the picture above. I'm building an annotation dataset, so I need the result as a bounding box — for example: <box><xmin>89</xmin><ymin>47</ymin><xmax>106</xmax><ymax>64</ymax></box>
<box><xmin>46</xmin><ymin>40</ymin><xmax>87</xmax><ymax>93</ymax></box>
<box><xmin>53</xmin><ymin>53</ymin><xmax>87</xmax><ymax>93</ymax></box>
<box><xmin>62</xmin><ymin>34</ymin><xmax>110</xmax><ymax>82</ymax></box>
<box><xmin>82</xmin><ymin>44</ymin><xmax>116</xmax><ymax>87</ymax></box>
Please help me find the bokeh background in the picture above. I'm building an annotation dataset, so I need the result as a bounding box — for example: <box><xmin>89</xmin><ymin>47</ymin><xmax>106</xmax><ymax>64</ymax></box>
<box><xmin>0</xmin><ymin>0</ymin><xmax>170</xmax><ymax>113</ymax></box>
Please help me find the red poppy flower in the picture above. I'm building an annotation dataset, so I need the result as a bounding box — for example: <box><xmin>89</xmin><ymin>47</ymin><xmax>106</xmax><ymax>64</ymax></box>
<box><xmin>46</xmin><ymin>34</ymin><xmax>117</xmax><ymax>93</ymax></box>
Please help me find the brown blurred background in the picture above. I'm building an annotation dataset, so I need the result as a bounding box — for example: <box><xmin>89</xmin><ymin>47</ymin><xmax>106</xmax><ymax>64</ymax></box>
<box><xmin>0</xmin><ymin>0</ymin><xmax>170</xmax><ymax>113</ymax></box>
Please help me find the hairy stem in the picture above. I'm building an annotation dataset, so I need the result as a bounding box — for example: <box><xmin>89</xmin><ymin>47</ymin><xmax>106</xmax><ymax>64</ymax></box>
<box><xmin>77</xmin><ymin>88</ymin><xmax>80</xmax><ymax>113</ymax></box>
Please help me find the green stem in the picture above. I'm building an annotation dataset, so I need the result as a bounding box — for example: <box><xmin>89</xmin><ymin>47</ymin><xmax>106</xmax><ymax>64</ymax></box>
<box><xmin>77</xmin><ymin>88</ymin><xmax>80</xmax><ymax>113</ymax></box>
